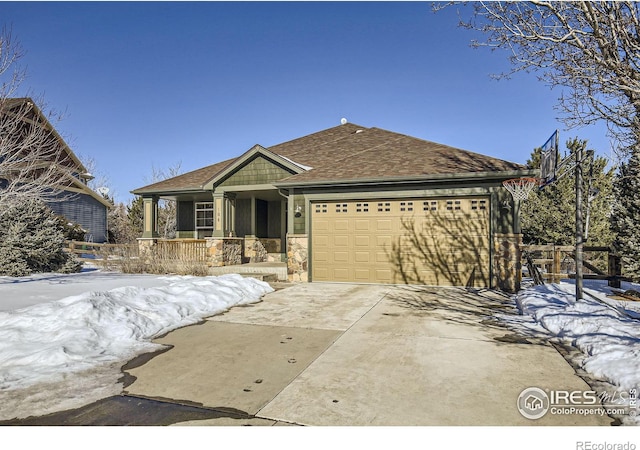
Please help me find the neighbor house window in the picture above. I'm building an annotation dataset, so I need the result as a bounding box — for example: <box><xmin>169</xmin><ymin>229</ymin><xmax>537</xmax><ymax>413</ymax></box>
<box><xmin>195</xmin><ymin>202</ymin><xmax>214</xmax><ymax>231</ymax></box>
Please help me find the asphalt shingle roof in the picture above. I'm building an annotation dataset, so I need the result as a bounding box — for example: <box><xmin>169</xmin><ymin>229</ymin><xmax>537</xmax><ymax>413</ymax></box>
<box><xmin>132</xmin><ymin>124</ymin><xmax>525</xmax><ymax>194</ymax></box>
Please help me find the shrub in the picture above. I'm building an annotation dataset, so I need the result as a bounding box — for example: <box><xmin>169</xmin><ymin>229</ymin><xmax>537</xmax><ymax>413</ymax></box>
<box><xmin>55</xmin><ymin>215</ymin><xmax>87</xmax><ymax>242</ymax></box>
<box><xmin>0</xmin><ymin>198</ymin><xmax>82</xmax><ymax>276</ymax></box>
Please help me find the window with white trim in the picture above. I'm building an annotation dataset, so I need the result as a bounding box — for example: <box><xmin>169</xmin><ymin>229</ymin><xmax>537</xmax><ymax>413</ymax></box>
<box><xmin>195</xmin><ymin>202</ymin><xmax>214</xmax><ymax>230</ymax></box>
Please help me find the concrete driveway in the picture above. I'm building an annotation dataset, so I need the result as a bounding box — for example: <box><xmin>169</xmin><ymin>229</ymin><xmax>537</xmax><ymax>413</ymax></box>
<box><xmin>123</xmin><ymin>283</ymin><xmax>612</xmax><ymax>426</ymax></box>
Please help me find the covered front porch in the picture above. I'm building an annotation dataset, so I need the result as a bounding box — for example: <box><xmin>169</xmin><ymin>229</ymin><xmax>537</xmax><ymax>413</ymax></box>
<box><xmin>132</xmin><ymin>144</ymin><xmax>310</xmax><ymax>281</ymax></box>
<box><xmin>140</xmin><ymin>186</ymin><xmax>288</xmax><ymax>265</ymax></box>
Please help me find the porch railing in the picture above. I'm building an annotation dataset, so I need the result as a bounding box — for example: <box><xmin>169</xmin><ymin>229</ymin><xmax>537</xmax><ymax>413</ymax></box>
<box><xmin>155</xmin><ymin>239</ymin><xmax>208</xmax><ymax>262</ymax></box>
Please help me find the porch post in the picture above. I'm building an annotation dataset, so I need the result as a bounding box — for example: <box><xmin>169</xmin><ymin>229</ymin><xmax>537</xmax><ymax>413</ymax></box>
<box><xmin>250</xmin><ymin>195</ymin><xmax>257</xmax><ymax>237</ymax></box>
<box><xmin>280</xmin><ymin>199</ymin><xmax>287</xmax><ymax>253</ymax></box>
<box><xmin>226</xmin><ymin>193</ymin><xmax>236</xmax><ymax>237</ymax></box>
<box><xmin>213</xmin><ymin>192</ymin><xmax>236</xmax><ymax>237</ymax></box>
<box><xmin>141</xmin><ymin>195</ymin><xmax>159</xmax><ymax>238</ymax></box>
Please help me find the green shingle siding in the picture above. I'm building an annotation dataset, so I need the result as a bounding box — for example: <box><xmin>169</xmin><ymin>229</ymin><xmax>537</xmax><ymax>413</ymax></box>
<box><xmin>219</xmin><ymin>156</ymin><xmax>294</xmax><ymax>187</ymax></box>
<box><xmin>292</xmin><ymin>194</ymin><xmax>306</xmax><ymax>234</ymax></box>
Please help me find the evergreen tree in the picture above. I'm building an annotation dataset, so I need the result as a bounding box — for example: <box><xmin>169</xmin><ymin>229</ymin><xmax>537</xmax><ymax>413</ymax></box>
<box><xmin>611</xmin><ymin>151</ymin><xmax>640</xmax><ymax>281</ymax></box>
<box><xmin>108</xmin><ymin>202</ymin><xmax>139</xmax><ymax>244</ymax></box>
<box><xmin>127</xmin><ymin>196</ymin><xmax>144</xmax><ymax>237</ymax></box>
<box><xmin>521</xmin><ymin>139</ymin><xmax>614</xmax><ymax>247</ymax></box>
<box><xmin>55</xmin><ymin>215</ymin><xmax>87</xmax><ymax>241</ymax></box>
<box><xmin>0</xmin><ymin>198</ymin><xmax>81</xmax><ymax>276</ymax></box>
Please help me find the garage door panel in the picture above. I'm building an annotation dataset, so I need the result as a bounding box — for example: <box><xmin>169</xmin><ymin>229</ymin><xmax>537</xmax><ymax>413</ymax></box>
<box><xmin>334</xmin><ymin>220</ymin><xmax>349</xmax><ymax>231</ymax></box>
<box><xmin>314</xmin><ymin>251</ymin><xmax>329</xmax><ymax>262</ymax></box>
<box><xmin>375</xmin><ymin>219</ymin><xmax>393</xmax><ymax>231</ymax></box>
<box><xmin>354</xmin><ymin>251</ymin><xmax>370</xmax><ymax>263</ymax></box>
<box><xmin>312</xmin><ymin>198</ymin><xmax>490</xmax><ymax>286</ymax></box>
<box><xmin>314</xmin><ymin>219</ymin><xmax>329</xmax><ymax>232</ymax></box>
<box><xmin>313</xmin><ymin>235</ymin><xmax>329</xmax><ymax>246</ymax></box>
<box><xmin>375</xmin><ymin>269</ymin><xmax>393</xmax><ymax>283</ymax></box>
<box><xmin>354</xmin><ymin>269</ymin><xmax>372</xmax><ymax>281</ymax></box>
<box><xmin>314</xmin><ymin>267</ymin><xmax>328</xmax><ymax>279</ymax></box>
<box><xmin>355</xmin><ymin>220</ymin><xmax>370</xmax><ymax>231</ymax></box>
<box><xmin>332</xmin><ymin>268</ymin><xmax>350</xmax><ymax>281</ymax></box>
<box><xmin>333</xmin><ymin>235</ymin><xmax>349</xmax><ymax>247</ymax></box>
<box><xmin>333</xmin><ymin>251</ymin><xmax>349</xmax><ymax>262</ymax></box>
<box><xmin>375</xmin><ymin>250</ymin><xmax>389</xmax><ymax>262</ymax></box>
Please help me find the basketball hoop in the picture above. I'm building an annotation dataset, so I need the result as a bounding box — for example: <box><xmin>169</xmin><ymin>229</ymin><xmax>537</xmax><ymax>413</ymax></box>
<box><xmin>503</xmin><ymin>177</ymin><xmax>540</xmax><ymax>202</ymax></box>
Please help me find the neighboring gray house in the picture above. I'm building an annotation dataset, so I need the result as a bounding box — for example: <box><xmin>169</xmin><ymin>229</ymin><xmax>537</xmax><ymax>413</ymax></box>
<box><xmin>133</xmin><ymin>123</ymin><xmax>534</xmax><ymax>292</ymax></box>
<box><xmin>1</xmin><ymin>98</ymin><xmax>110</xmax><ymax>242</ymax></box>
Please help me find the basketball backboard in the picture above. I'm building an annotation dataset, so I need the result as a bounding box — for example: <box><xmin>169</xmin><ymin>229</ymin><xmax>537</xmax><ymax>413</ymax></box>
<box><xmin>539</xmin><ymin>130</ymin><xmax>559</xmax><ymax>187</ymax></box>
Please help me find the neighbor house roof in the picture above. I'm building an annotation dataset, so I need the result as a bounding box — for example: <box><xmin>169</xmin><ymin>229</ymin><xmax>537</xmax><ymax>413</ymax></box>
<box><xmin>132</xmin><ymin>123</ymin><xmax>527</xmax><ymax>194</ymax></box>
<box><xmin>2</xmin><ymin>98</ymin><xmax>112</xmax><ymax>208</ymax></box>
<box><xmin>2</xmin><ymin>98</ymin><xmax>90</xmax><ymax>176</ymax></box>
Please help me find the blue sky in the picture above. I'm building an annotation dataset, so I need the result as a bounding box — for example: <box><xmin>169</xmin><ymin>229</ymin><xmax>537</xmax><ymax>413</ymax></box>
<box><xmin>2</xmin><ymin>1</ymin><xmax>612</xmax><ymax>203</ymax></box>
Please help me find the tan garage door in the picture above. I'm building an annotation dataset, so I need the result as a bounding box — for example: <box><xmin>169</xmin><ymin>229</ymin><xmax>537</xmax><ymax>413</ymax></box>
<box><xmin>311</xmin><ymin>198</ymin><xmax>490</xmax><ymax>286</ymax></box>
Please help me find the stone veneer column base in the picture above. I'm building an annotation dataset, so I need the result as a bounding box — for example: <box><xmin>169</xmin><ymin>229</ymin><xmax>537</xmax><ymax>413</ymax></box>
<box><xmin>137</xmin><ymin>237</ymin><xmax>157</xmax><ymax>261</ymax></box>
<box><xmin>244</xmin><ymin>238</ymin><xmax>282</xmax><ymax>263</ymax></box>
<box><xmin>493</xmin><ymin>233</ymin><xmax>522</xmax><ymax>293</ymax></box>
<box><xmin>205</xmin><ymin>237</ymin><xmax>244</xmax><ymax>266</ymax></box>
<box><xmin>287</xmin><ymin>234</ymin><xmax>308</xmax><ymax>282</ymax></box>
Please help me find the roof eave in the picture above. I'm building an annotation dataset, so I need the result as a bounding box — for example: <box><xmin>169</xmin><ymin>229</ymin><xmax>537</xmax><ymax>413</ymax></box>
<box><xmin>130</xmin><ymin>187</ymin><xmax>207</xmax><ymax>196</ymax></box>
<box><xmin>63</xmin><ymin>173</ymin><xmax>113</xmax><ymax>208</ymax></box>
<box><xmin>274</xmin><ymin>169</ymin><xmax>537</xmax><ymax>189</ymax></box>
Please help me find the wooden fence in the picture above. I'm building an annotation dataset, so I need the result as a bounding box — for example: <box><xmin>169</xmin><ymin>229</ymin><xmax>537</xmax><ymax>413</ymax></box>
<box><xmin>66</xmin><ymin>239</ymin><xmax>209</xmax><ymax>262</ymax></box>
<box><xmin>520</xmin><ymin>244</ymin><xmax>626</xmax><ymax>287</ymax></box>
<box><xmin>65</xmin><ymin>240</ymin><xmax>139</xmax><ymax>262</ymax></box>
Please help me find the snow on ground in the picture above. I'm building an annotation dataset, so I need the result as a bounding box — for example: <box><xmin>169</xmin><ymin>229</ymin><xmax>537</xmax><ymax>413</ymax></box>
<box><xmin>505</xmin><ymin>279</ymin><xmax>640</xmax><ymax>425</ymax></box>
<box><xmin>0</xmin><ymin>268</ymin><xmax>178</xmax><ymax>312</ymax></box>
<box><xmin>0</xmin><ymin>270</ymin><xmax>273</xmax><ymax>420</ymax></box>
<box><xmin>2</xmin><ymin>267</ymin><xmax>638</xmax><ymax>425</ymax></box>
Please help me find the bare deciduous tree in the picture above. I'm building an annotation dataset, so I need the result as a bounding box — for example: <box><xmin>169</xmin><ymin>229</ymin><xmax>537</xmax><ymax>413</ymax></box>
<box><xmin>0</xmin><ymin>98</ymin><xmax>78</xmax><ymax>209</ymax></box>
<box><xmin>0</xmin><ymin>27</ymin><xmax>24</xmax><ymax>99</ymax></box>
<box><xmin>0</xmin><ymin>28</ymin><xmax>77</xmax><ymax>211</ymax></box>
<box><xmin>439</xmin><ymin>2</ymin><xmax>640</xmax><ymax>277</ymax></box>
<box><xmin>145</xmin><ymin>162</ymin><xmax>182</xmax><ymax>239</ymax></box>
<box><xmin>443</xmin><ymin>1</ymin><xmax>640</xmax><ymax>156</ymax></box>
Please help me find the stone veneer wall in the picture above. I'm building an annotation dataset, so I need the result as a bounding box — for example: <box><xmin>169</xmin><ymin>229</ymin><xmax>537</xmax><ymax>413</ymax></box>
<box><xmin>205</xmin><ymin>237</ymin><xmax>243</xmax><ymax>266</ymax></box>
<box><xmin>493</xmin><ymin>233</ymin><xmax>522</xmax><ymax>293</ymax></box>
<box><xmin>244</xmin><ymin>238</ymin><xmax>281</xmax><ymax>263</ymax></box>
<box><xmin>137</xmin><ymin>238</ymin><xmax>156</xmax><ymax>253</ymax></box>
<box><xmin>287</xmin><ymin>234</ymin><xmax>308</xmax><ymax>282</ymax></box>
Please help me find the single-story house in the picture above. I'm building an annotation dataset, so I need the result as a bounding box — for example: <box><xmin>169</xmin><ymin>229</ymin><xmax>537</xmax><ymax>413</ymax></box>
<box><xmin>1</xmin><ymin>98</ymin><xmax>110</xmax><ymax>242</ymax></box>
<box><xmin>132</xmin><ymin>123</ymin><xmax>534</xmax><ymax>292</ymax></box>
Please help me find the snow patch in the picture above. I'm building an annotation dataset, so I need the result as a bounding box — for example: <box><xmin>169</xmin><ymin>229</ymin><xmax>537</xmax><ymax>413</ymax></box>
<box><xmin>0</xmin><ymin>273</ymin><xmax>273</xmax><ymax>420</ymax></box>
<box><xmin>515</xmin><ymin>281</ymin><xmax>640</xmax><ymax>425</ymax></box>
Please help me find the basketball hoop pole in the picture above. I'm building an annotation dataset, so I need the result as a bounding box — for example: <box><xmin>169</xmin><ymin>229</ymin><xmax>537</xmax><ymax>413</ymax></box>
<box><xmin>575</xmin><ymin>145</ymin><xmax>584</xmax><ymax>301</ymax></box>
<box><xmin>538</xmin><ymin>129</ymin><xmax>589</xmax><ymax>302</ymax></box>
